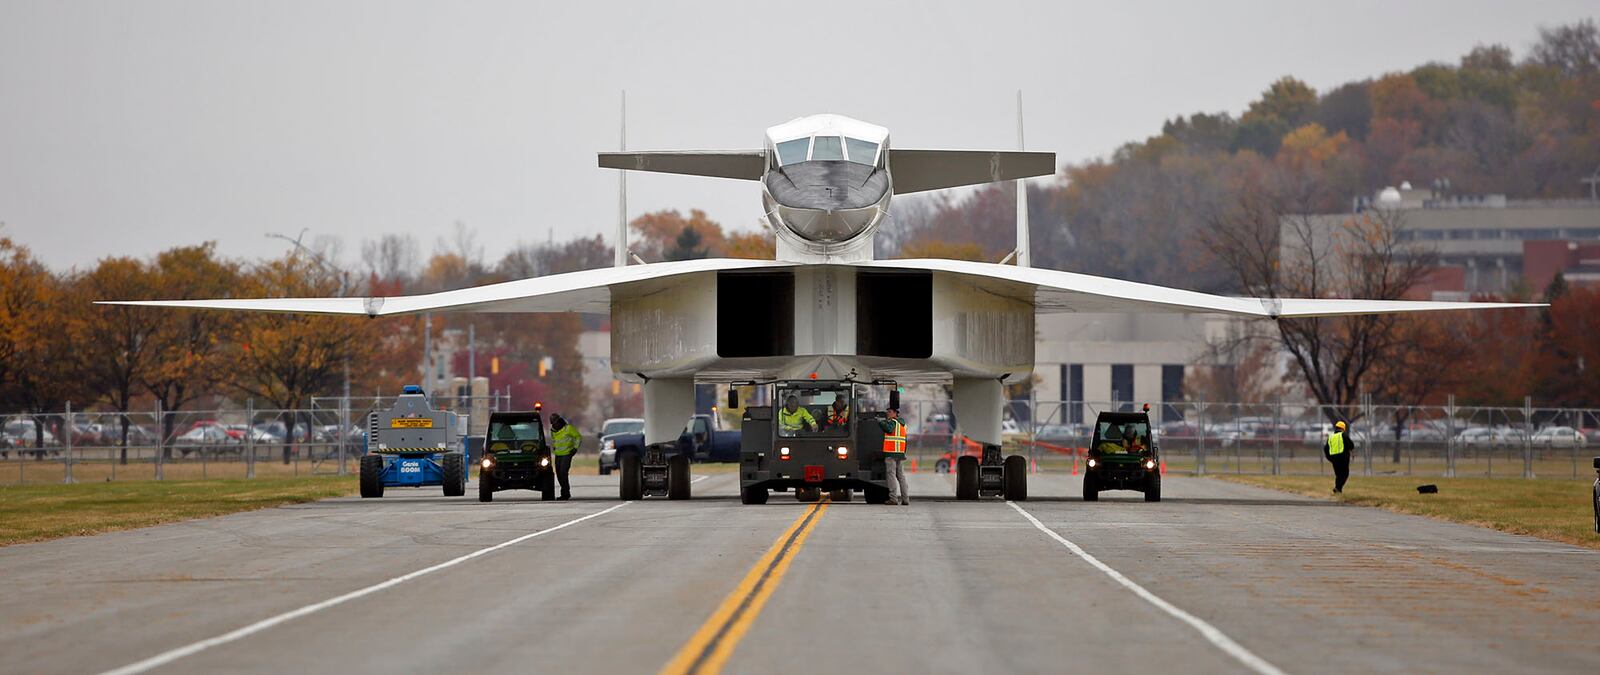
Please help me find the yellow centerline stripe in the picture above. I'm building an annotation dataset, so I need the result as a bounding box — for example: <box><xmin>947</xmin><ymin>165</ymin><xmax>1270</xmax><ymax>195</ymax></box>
<box><xmin>660</xmin><ymin>499</ymin><xmax>830</xmax><ymax>675</ymax></box>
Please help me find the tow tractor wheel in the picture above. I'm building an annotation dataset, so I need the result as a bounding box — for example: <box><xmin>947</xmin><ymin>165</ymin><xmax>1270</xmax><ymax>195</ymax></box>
<box><xmin>442</xmin><ymin>452</ymin><xmax>465</xmax><ymax>497</ymax></box>
<box><xmin>619</xmin><ymin>453</ymin><xmax>643</xmax><ymax>501</ymax></box>
<box><xmin>741</xmin><ymin>485</ymin><xmax>769</xmax><ymax>505</ymax></box>
<box><xmin>955</xmin><ymin>456</ymin><xmax>980</xmax><ymax>500</ymax></box>
<box><xmin>1082</xmin><ymin>471</ymin><xmax>1099</xmax><ymax>502</ymax></box>
<box><xmin>864</xmin><ymin>485</ymin><xmax>890</xmax><ymax>504</ymax></box>
<box><xmin>1002</xmin><ymin>454</ymin><xmax>1028</xmax><ymax>501</ymax></box>
<box><xmin>359</xmin><ymin>455</ymin><xmax>384</xmax><ymax>499</ymax></box>
<box><xmin>828</xmin><ymin>489</ymin><xmax>852</xmax><ymax>502</ymax></box>
<box><xmin>479</xmin><ymin>472</ymin><xmax>495</xmax><ymax>502</ymax></box>
<box><xmin>1144</xmin><ymin>470</ymin><xmax>1161</xmax><ymax>502</ymax></box>
<box><xmin>795</xmin><ymin>487</ymin><xmax>822</xmax><ymax>503</ymax></box>
<box><xmin>668</xmin><ymin>454</ymin><xmax>692</xmax><ymax>500</ymax></box>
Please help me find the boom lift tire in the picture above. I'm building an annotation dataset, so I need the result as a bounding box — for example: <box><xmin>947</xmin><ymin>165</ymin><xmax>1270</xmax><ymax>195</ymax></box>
<box><xmin>1144</xmin><ymin>471</ymin><xmax>1161</xmax><ymax>502</ymax></box>
<box><xmin>1082</xmin><ymin>471</ymin><xmax>1099</xmax><ymax>502</ymax></box>
<box><xmin>668</xmin><ymin>454</ymin><xmax>692</xmax><ymax>500</ymax></box>
<box><xmin>1003</xmin><ymin>454</ymin><xmax>1028</xmax><ymax>501</ymax></box>
<box><xmin>479</xmin><ymin>472</ymin><xmax>495</xmax><ymax>502</ymax></box>
<box><xmin>359</xmin><ymin>455</ymin><xmax>384</xmax><ymax>499</ymax></box>
<box><xmin>442</xmin><ymin>452</ymin><xmax>465</xmax><ymax>497</ymax></box>
<box><xmin>740</xmin><ymin>484</ymin><xmax>769</xmax><ymax>505</ymax></box>
<box><xmin>955</xmin><ymin>455</ymin><xmax>980</xmax><ymax>500</ymax></box>
<box><xmin>619</xmin><ymin>453</ymin><xmax>643</xmax><ymax>501</ymax></box>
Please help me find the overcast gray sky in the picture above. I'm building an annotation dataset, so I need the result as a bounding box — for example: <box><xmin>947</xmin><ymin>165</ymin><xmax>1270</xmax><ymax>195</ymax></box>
<box><xmin>2</xmin><ymin>0</ymin><xmax>1594</xmax><ymax>270</ymax></box>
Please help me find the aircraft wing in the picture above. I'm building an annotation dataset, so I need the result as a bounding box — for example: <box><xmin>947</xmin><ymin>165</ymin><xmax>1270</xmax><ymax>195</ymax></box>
<box><xmin>598</xmin><ymin>151</ymin><xmax>767</xmax><ymax>180</ymax></box>
<box><xmin>858</xmin><ymin>258</ymin><xmax>1544</xmax><ymax>317</ymax></box>
<box><xmin>97</xmin><ymin>259</ymin><xmax>792</xmax><ymax>316</ymax></box>
<box><xmin>888</xmin><ymin>149</ymin><xmax>1057</xmax><ymax>194</ymax></box>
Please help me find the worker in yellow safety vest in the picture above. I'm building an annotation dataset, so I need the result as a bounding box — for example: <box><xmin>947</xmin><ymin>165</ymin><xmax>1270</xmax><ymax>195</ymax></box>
<box><xmin>1323</xmin><ymin>420</ymin><xmax>1350</xmax><ymax>494</ymax></box>
<box><xmin>778</xmin><ymin>395</ymin><xmax>818</xmax><ymax>435</ymax></box>
<box><xmin>550</xmin><ymin>414</ymin><xmax>581</xmax><ymax>500</ymax></box>
<box><xmin>879</xmin><ymin>407</ymin><xmax>909</xmax><ymax>506</ymax></box>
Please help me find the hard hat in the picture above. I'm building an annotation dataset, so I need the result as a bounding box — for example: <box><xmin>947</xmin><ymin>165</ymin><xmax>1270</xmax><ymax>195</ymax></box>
<box><xmin>1335</xmin><ymin>421</ymin><xmax>1347</xmax><ymax>430</ymax></box>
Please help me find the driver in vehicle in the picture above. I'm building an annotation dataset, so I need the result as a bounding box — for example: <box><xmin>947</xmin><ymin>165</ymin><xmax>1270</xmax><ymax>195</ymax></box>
<box><xmin>1122</xmin><ymin>425</ymin><xmax>1146</xmax><ymax>453</ymax></box>
<box><xmin>824</xmin><ymin>398</ymin><xmax>850</xmax><ymax>430</ymax></box>
<box><xmin>779</xmin><ymin>395</ymin><xmax>819</xmax><ymax>435</ymax></box>
<box><xmin>1096</xmin><ymin>424</ymin><xmax>1128</xmax><ymax>454</ymax></box>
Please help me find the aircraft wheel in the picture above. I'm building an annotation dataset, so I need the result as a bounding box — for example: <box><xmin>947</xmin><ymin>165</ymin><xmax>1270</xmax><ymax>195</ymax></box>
<box><xmin>359</xmin><ymin>455</ymin><xmax>384</xmax><ymax>498</ymax></box>
<box><xmin>1003</xmin><ymin>454</ymin><xmax>1028</xmax><ymax>501</ymax></box>
<box><xmin>479</xmin><ymin>472</ymin><xmax>495</xmax><ymax>503</ymax></box>
<box><xmin>668</xmin><ymin>454</ymin><xmax>692</xmax><ymax>500</ymax></box>
<box><xmin>955</xmin><ymin>456</ymin><xmax>979</xmax><ymax>500</ymax></box>
<box><xmin>442</xmin><ymin>452</ymin><xmax>465</xmax><ymax>497</ymax></box>
<box><xmin>1144</xmin><ymin>471</ymin><xmax>1161</xmax><ymax>502</ymax></box>
<box><xmin>741</xmin><ymin>485</ymin><xmax>769</xmax><ymax>505</ymax></box>
<box><xmin>1082</xmin><ymin>471</ymin><xmax>1099</xmax><ymax>502</ymax></box>
<box><xmin>619</xmin><ymin>453</ymin><xmax>643</xmax><ymax>500</ymax></box>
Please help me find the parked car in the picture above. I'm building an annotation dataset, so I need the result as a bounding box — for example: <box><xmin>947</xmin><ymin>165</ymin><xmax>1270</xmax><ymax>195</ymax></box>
<box><xmin>173</xmin><ymin>425</ymin><xmax>241</xmax><ymax>457</ymax></box>
<box><xmin>598</xmin><ymin>414</ymin><xmax>738</xmax><ymax>474</ymax></box>
<box><xmin>3</xmin><ymin>419</ymin><xmax>59</xmax><ymax>458</ymax></box>
<box><xmin>596</xmin><ymin>418</ymin><xmax>645</xmax><ymax>475</ymax></box>
<box><xmin>1531</xmin><ymin>426</ymin><xmax>1587</xmax><ymax>448</ymax></box>
<box><xmin>188</xmin><ymin>420</ymin><xmax>246</xmax><ymax>442</ymax></box>
<box><xmin>1455</xmin><ymin>427</ymin><xmax>1525</xmax><ymax>446</ymax></box>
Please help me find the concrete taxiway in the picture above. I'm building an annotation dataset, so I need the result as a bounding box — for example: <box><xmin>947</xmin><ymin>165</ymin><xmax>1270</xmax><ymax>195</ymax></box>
<box><xmin>1</xmin><ymin>471</ymin><xmax>1596</xmax><ymax>674</ymax></box>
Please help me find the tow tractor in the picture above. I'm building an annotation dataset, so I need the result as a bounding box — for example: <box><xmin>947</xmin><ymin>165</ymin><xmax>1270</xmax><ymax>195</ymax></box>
<box><xmin>478</xmin><ymin>404</ymin><xmax>558</xmax><ymax>502</ymax></box>
<box><xmin>359</xmin><ymin>385</ymin><xmax>468</xmax><ymax>498</ymax></box>
<box><xmin>1082</xmin><ymin>405</ymin><xmax>1161</xmax><ymax>502</ymax></box>
<box><xmin>736</xmin><ymin>379</ymin><xmax>890</xmax><ymax>504</ymax></box>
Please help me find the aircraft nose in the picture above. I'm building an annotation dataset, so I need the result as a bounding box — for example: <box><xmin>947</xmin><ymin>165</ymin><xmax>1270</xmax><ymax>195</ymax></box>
<box><xmin>764</xmin><ymin>161</ymin><xmax>889</xmax><ymax>243</ymax></box>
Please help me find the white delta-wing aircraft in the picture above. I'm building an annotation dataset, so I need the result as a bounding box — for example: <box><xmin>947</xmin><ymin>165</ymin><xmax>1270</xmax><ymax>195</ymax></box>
<box><xmin>106</xmin><ymin>113</ymin><xmax>1536</xmax><ymax>470</ymax></box>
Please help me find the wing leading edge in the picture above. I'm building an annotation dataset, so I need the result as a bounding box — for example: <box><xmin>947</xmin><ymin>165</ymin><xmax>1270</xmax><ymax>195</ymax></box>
<box><xmin>858</xmin><ymin>258</ymin><xmax>1544</xmax><ymax>318</ymax></box>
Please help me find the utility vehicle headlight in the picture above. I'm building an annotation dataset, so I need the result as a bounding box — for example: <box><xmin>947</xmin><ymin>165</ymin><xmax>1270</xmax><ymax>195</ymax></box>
<box><xmin>540</xmin><ymin>457</ymin><xmax>550</xmax><ymax>467</ymax></box>
<box><xmin>1145</xmin><ymin>460</ymin><xmax>1156</xmax><ymax>469</ymax></box>
<box><xmin>1087</xmin><ymin>458</ymin><xmax>1097</xmax><ymax>468</ymax></box>
<box><xmin>481</xmin><ymin>457</ymin><xmax>494</xmax><ymax>468</ymax></box>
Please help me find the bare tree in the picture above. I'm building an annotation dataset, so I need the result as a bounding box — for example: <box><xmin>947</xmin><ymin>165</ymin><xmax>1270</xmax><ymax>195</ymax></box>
<box><xmin>1204</xmin><ymin>173</ymin><xmax>1436</xmax><ymax>423</ymax></box>
<box><xmin>361</xmin><ymin>234</ymin><xmax>420</xmax><ymax>288</ymax></box>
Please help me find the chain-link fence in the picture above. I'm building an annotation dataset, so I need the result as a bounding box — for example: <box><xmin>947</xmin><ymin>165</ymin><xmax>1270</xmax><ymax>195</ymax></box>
<box><xmin>1</xmin><ymin>395</ymin><xmax>510</xmax><ymax>485</ymax></box>
<box><xmin>883</xmin><ymin>398</ymin><xmax>1600</xmax><ymax>482</ymax></box>
<box><xmin>4</xmin><ymin>397</ymin><xmax>1596</xmax><ymax>484</ymax></box>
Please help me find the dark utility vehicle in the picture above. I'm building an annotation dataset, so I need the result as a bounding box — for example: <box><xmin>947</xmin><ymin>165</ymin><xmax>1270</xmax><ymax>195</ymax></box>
<box><xmin>1083</xmin><ymin>407</ymin><xmax>1161</xmax><ymax>502</ymax></box>
<box><xmin>737</xmin><ymin>379</ymin><xmax>893</xmax><ymax>505</ymax></box>
<box><xmin>1591</xmin><ymin>457</ymin><xmax>1598</xmax><ymax>533</ymax></box>
<box><xmin>478</xmin><ymin>408</ymin><xmax>556</xmax><ymax>502</ymax></box>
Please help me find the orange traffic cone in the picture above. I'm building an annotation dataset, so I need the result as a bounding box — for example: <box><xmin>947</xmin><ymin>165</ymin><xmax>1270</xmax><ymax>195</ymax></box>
<box><xmin>1160</xmin><ymin>460</ymin><xmax>1167</xmax><ymax>475</ymax></box>
<box><xmin>1071</xmin><ymin>451</ymin><xmax>1079</xmax><ymax>476</ymax></box>
<box><xmin>1030</xmin><ymin>457</ymin><xmax>1040</xmax><ymax>473</ymax></box>
<box><xmin>909</xmin><ymin>458</ymin><xmax>919</xmax><ymax>473</ymax></box>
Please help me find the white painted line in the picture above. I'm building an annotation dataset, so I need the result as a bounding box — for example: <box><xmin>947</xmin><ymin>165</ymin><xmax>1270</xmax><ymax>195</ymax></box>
<box><xmin>101</xmin><ymin>502</ymin><xmax>631</xmax><ymax>675</ymax></box>
<box><xmin>1007</xmin><ymin>501</ymin><xmax>1287</xmax><ymax>675</ymax></box>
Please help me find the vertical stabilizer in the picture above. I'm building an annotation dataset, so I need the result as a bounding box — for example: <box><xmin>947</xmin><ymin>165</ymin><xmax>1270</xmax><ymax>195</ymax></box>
<box><xmin>1016</xmin><ymin>90</ymin><xmax>1031</xmax><ymax>268</ymax></box>
<box><xmin>616</xmin><ymin>90</ymin><xmax>628</xmax><ymax>267</ymax></box>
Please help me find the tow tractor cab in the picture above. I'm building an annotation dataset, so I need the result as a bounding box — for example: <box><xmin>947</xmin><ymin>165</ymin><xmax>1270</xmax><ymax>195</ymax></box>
<box><xmin>1083</xmin><ymin>406</ymin><xmax>1161</xmax><ymax>502</ymax></box>
<box><xmin>360</xmin><ymin>385</ymin><xmax>468</xmax><ymax>498</ymax></box>
<box><xmin>478</xmin><ymin>404</ymin><xmax>556</xmax><ymax>502</ymax></box>
<box><xmin>738</xmin><ymin>379</ymin><xmax>893</xmax><ymax>505</ymax></box>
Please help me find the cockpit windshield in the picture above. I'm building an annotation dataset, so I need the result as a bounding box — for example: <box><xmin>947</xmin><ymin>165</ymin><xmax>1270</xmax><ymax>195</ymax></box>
<box><xmin>775</xmin><ymin>386</ymin><xmax>853</xmax><ymax>438</ymax></box>
<box><xmin>845</xmin><ymin>137</ymin><xmax>879</xmax><ymax>165</ymax></box>
<box><xmin>776</xmin><ymin>138</ymin><xmax>810</xmax><ymax>166</ymax></box>
<box><xmin>774</xmin><ymin>135</ymin><xmax>881</xmax><ymax>167</ymax></box>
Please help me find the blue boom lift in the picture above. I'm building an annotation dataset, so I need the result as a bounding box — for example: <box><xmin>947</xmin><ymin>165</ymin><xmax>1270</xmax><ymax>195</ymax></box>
<box><xmin>359</xmin><ymin>385</ymin><xmax>468</xmax><ymax>498</ymax></box>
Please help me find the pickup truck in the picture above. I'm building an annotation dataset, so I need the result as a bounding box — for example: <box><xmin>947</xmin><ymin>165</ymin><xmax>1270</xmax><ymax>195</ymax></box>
<box><xmin>598</xmin><ymin>414</ymin><xmax>740</xmax><ymax>473</ymax></box>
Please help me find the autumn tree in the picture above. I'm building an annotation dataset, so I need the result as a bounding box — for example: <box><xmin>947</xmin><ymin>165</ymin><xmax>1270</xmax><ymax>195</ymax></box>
<box><xmin>230</xmin><ymin>254</ymin><xmax>383</xmax><ymax>463</ymax></box>
<box><xmin>73</xmin><ymin>257</ymin><xmax>163</xmax><ymax>461</ymax></box>
<box><xmin>140</xmin><ymin>245</ymin><xmax>244</xmax><ymax>455</ymax></box>
<box><xmin>0</xmin><ymin>237</ymin><xmax>85</xmax><ymax>447</ymax></box>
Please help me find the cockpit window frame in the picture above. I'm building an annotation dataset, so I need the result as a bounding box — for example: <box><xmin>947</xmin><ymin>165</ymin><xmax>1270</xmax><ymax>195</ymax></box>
<box><xmin>775</xmin><ymin>137</ymin><xmax>812</xmax><ymax>167</ymax></box>
<box><xmin>845</xmin><ymin>137</ymin><xmax>880</xmax><ymax>166</ymax></box>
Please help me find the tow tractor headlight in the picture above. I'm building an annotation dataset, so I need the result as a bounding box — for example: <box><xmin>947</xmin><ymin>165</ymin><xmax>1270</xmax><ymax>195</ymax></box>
<box><xmin>481</xmin><ymin>457</ymin><xmax>494</xmax><ymax>469</ymax></box>
<box><xmin>836</xmin><ymin>446</ymin><xmax>849</xmax><ymax>458</ymax></box>
<box><xmin>779</xmin><ymin>447</ymin><xmax>792</xmax><ymax>460</ymax></box>
<box><xmin>1087</xmin><ymin>458</ymin><xmax>1098</xmax><ymax>468</ymax></box>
